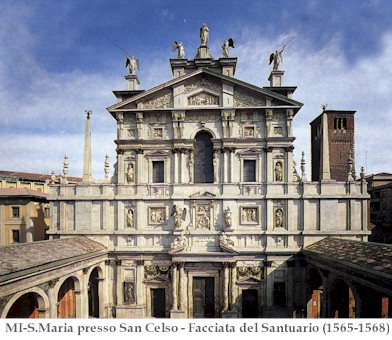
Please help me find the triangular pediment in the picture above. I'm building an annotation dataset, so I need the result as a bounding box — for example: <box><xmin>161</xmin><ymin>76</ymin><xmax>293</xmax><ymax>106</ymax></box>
<box><xmin>107</xmin><ymin>68</ymin><xmax>303</xmax><ymax>114</ymax></box>
<box><xmin>143</xmin><ymin>275</ymin><xmax>170</xmax><ymax>284</ymax></box>
<box><xmin>237</xmin><ymin>148</ymin><xmax>262</xmax><ymax>155</ymax></box>
<box><xmin>189</xmin><ymin>191</ymin><xmax>216</xmax><ymax>198</ymax></box>
<box><xmin>237</xmin><ymin>277</ymin><xmax>263</xmax><ymax>285</ymax></box>
<box><xmin>144</xmin><ymin>150</ymin><xmax>170</xmax><ymax>158</ymax></box>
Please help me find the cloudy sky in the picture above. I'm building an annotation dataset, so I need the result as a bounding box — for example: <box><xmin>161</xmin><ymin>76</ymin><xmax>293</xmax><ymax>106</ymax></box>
<box><xmin>1</xmin><ymin>0</ymin><xmax>392</xmax><ymax>178</ymax></box>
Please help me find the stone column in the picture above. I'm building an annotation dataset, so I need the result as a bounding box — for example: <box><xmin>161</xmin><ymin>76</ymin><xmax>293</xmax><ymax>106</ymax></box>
<box><xmin>48</xmin><ymin>279</ymin><xmax>58</xmax><ymax>318</ymax></box>
<box><xmin>230</xmin><ymin>263</ymin><xmax>237</xmax><ymax>310</ymax></box>
<box><xmin>229</xmin><ymin>148</ymin><xmax>235</xmax><ymax>183</ymax></box>
<box><xmin>136</xmin><ymin>149</ymin><xmax>143</xmax><ymax>185</ymax></box>
<box><xmin>173</xmin><ymin>150</ymin><xmax>179</xmax><ymax>183</ymax></box>
<box><xmin>223</xmin><ymin>149</ymin><xmax>229</xmax><ymax>183</ymax></box>
<box><xmin>117</xmin><ymin>151</ymin><xmax>125</xmax><ymax>185</ymax></box>
<box><xmin>285</xmin><ymin>146</ymin><xmax>294</xmax><ymax>182</ymax></box>
<box><xmin>25</xmin><ymin>202</ymin><xmax>35</xmax><ymax>242</ymax></box>
<box><xmin>172</xmin><ymin>262</ymin><xmax>178</xmax><ymax>310</ymax></box>
<box><xmin>265</xmin><ymin>147</ymin><xmax>273</xmax><ymax>183</ymax></box>
<box><xmin>223</xmin><ymin>262</ymin><xmax>230</xmax><ymax>311</ymax></box>
<box><xmin>178</xmin><ymin>262</ymin><xmax>186</xmax><ymax>310</ymax></box>
<box><xmin>136</xmin><ymin>260</ymin><xmax>144</xmax><ymax>306</ymax></box>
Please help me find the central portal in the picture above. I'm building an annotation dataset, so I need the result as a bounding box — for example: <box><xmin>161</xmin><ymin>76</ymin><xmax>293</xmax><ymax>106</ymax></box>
<box><xmin>193</xmin><ymin>277</ymin><xmax>215</xmax><ymax>318</ymax></box>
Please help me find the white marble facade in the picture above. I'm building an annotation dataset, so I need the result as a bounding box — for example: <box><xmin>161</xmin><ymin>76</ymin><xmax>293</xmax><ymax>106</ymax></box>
<box><xmin>48</xmin><ymin>44</ymin><xmax>369</xmax><ymax>318</ymax></box>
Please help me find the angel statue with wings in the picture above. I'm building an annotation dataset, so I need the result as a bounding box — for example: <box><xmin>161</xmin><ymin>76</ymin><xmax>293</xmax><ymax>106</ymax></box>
<box><xmin>125</xmin><ymin>55</ymin><xmax>140</xmax><ymax>75</ymax></box>
<box><xmin>222</xmin><ymin>38</ymin><xmax>234</xmax><ymax>57</ymax></box>
<box><xmin>269</xmin><ymin>36</ymin><xmax>295</xmax><ymax>71</ymax></box>
<box><xmin>172</xmin><ymin>41</ymin><xmax>185</xmax><ymax>59</ymax></box>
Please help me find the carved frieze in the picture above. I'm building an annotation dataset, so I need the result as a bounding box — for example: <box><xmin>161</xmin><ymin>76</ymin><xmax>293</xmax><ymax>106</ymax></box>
<box><xmin>237</xmin><ymin>266</ymin><xmax>263</xmax><ymax>280</ymax></box>
<box><xmin>184</xmin><ymin>78</ymin><xmax>221</xmax><ymax>94</ymax></box>
<box><xmin>141</xmin><ymin>93</ymin><xmax>173</xmax><ymax>109</ymax></box>
<box><xmin>234</xmin><ymin>88</ymin><xmax>265</xmax><ymax>107</ymax></box>
<box><xmin>188</xmin><ymin>92</ymin><xmax>219</xmax><ymax>106</ymax></box>
<box><xmin>186</xmin><ymin>112</ymin><xmax>220</xmax><ymax>122</ymax></box>
<box><xmin>149</xmin><ymin>207</ymin><xmax>166</xmax><ymax>224</ymax></box>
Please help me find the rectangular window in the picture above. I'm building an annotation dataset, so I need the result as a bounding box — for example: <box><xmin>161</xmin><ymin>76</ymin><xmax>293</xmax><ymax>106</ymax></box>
<box><xmin>11</xmin><ymin>206</ymin><xmax>20</xmax><ymax>218</ymax></box>
<box><xmin>152</xmin><ymin>161</ymin><xmax>164</xmax><ymax>183</ymax></box>
<box><xmin>273</xmin><ymin>282</ymin><xmax>286</xmax><ymax>307</ymax></box>
<box><xmin>12</xmin><ymin>230</ymin><xmax>20</xmax><ymax>243</ymax></box>
<box><xmin>243</xmin><ymin>160</ymin><xmax>256</xmax><ymax>182</ymax></box>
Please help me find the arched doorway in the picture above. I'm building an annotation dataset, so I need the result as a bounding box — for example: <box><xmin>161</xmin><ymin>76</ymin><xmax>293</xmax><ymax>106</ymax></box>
<box><xmin>306</xmin><ymin>268</ymin><xmax>323</xmax><ymax>318</ymax></box>
<box><xmin>329</xmin><ymin>279</ymin><xmax>355</xmax><ymax>318</ymax></box>
<box><xmin>88</xmin><ymin>268</ymin><xmax>100</xmax><ymax>318</ymax></box>
<box><xmin>6</xmin><ymin>292</ymin><xmax>41</xmax><ymax>318</ymax></box>
<box><xmin>194</xmin><ymin>131</ymin><xmax>214</xmax><ymax>183</ymax></box>
<box><xmin>58</xmin><ymin>277</ymin><xmax>76</xmax><ymax>318</ymax></box>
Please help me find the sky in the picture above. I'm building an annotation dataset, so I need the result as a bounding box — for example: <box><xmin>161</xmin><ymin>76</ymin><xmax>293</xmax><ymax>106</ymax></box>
<box><xmin>1</xmin><ymin>0</ymin><xmax>392</xmax><ymax>178</ymax></box>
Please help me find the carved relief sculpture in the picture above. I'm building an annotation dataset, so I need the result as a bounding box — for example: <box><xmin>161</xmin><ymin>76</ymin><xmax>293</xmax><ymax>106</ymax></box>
<box><xmin>188</xmin><ymin>93</ymin><xmax>219</xmax><ymax>106</ymax></box>
<box><xmin>170</xmin><ymin>234</ymin><xmax>187</xmax><ymax>252</ymax></box>
<box><xmin>150</xmin><ymin>207</ymin><xmax>166</xmax><ymax>224</ymax></box>
<box><xmin>244</xmin><ymin>127</ymin><xmax>254</xmax><ymax>137</ymax></box>
<box><xmin>275</xmin><ymin>161</ymin><xmax>283</xmax><ymax>181</ymax></box>
<box><xmin>219</xmin><ymin>233</ymin><xmax>236</xmax><ymax>252</ymax></box>
<box><xmin>126</xmin><ymin>209</ymin><xmax>134</xmax><ymax>228</ymax></box>
<box><xmin>242</xmin><ymin>207</ymin><xmax>258</xmax><ymax>223</ymax></box>
<box><xmin>196</xmin><ymin>205</ymin><xmax>210</xmax><ymax>229</ymax></box>
<box><xmin>153</xmin><ymin>128</ymin><xmax>163</xmax><ymax>138</ymax></box>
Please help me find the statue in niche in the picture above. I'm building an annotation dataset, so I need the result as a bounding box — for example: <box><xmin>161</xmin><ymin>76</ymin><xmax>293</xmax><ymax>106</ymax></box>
<box><xmin>224</xmin><ymin>207</ymin><xmax>232</xmax><ymax>229</ymax></box>
<box><xmin>171</xmin><ymin>205</ymin><xmax>187</xmax><ymax>230</ymax></box>
<box><xmin>126</xmin><ymin>209</ymin><xmax>134</xmax><ymax>228</ymax></box>
<box><xmin>222</xmin><ymin>38</ymin><xmax>234</xmax><ymax>57</ymax></box>
<box><xmin>188</xmin><ymin>151</ymin><xmax>194</xmax><ymax>183</ymax></box>
<box><xmin>275</xmin><ymin>161</ymin><xmax>283</xmax><ymax>182</ymax></box>
<box><xmin>200</xmin><ymin>23</ymin><xmax>209</xmax><ymax>45</ymax></box>
<box><xmin>126</xmin><ymin>163</ymin><xmax>135</xmax><ymax>183</ymax></box>
<box><xmin>213</xmin><ymin>151</ymin><xmax>219</xmax><ymax>182</ymax></box>
<box><xmin>124</xmin><ymin>281</ymin><xmax>135</xmax><ymax>304</ymax></box>
<box><xmin>275</xmin><ymin>208</ymin><xmax>283</xmax><ymax>228</ymax></box>
<box><xmin>172</xmin><ymin>41</ymin><xmax>185</xmax><ymax>59</ymax></box>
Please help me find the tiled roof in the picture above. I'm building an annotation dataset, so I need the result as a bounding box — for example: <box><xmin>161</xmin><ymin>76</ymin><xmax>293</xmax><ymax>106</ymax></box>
<box><xmin>303</xmin><ymin>238</ymin><xmax>392</xmax><ymax>276</ymax></box>
<box><xmin>0</xmin><ymin>170</ymin><xmax>82</xmax><ymax>183</ymax></box>
<box><xmin>0</xmin><ymin>188</ymin><xmax>48</xmax><ymax>199</ymax></box>
<box><xmin>0</xmin><ymin>237</ymin><xmax>107</xmax><ymax>280</ymax></box>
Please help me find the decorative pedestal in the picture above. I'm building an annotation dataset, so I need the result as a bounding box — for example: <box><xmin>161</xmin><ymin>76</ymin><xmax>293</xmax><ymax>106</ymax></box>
<box><xmin>195</xmin><ymin>45</ymin><xmax>213</xmax><ymax>59</ymax></box>
<box><xmin>125</xmin><ymin>74</ymin><xmax>140</xmax><ymax>90</ymax></box>
<box><xmin>268</xmin><ymin>70</ymin><xmax>285</xmax><ymax>87</ymax></box>
<box><xmin>222</xmin><ymin>309</ymin><xmax>238</xmax><ymax>318</ymax></box>
<box><xmin>170</xmin><ymin>310</ymin><xmax>186</xmax><ymax>318</ymax></box>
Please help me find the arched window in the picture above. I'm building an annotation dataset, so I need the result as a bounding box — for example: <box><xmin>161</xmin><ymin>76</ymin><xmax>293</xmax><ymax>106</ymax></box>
<box><xmin>194</xmin><ymin>131</ymin><xmax>214</xmax><ymax>183</ymax></box>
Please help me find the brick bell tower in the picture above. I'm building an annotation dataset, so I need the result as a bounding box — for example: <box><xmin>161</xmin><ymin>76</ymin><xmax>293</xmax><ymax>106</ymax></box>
<box><xmin>310</xmin><ymin>109</ymin><xmax>355</xmax><ymax>182</ymax></box>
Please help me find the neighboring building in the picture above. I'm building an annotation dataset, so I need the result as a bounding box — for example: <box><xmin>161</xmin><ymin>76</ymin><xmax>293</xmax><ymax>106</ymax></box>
<box><xmin>365</xmin><ymin>173</ymin><xmax>392</xmax><ymax>243</ymax></box>
<box><xmin>0</xmin><ymin>170</ymin><xmax>81</xmax><ymax>245</ymax></box>
<box><xmin>310</xmin><ymin>110</ymin><xmax>355</xmax><ymax>182</ymax></box>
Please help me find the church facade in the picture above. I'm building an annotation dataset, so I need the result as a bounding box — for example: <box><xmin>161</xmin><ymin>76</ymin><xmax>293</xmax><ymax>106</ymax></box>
<box><xmin>46</xmin><ymin>29</ymin><xmax>370</xmax><ymax>318</ymax></box>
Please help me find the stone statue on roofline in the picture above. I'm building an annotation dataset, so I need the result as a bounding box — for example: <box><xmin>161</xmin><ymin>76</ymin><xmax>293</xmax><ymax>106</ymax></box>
<box><xmin>116</xmin><ymin>44</ymin><xmax>140</xmax><ymax>75</ymax></box>
<box><xmin>222</xmin><ymin>38</ymin><xmax>234</xmax><ymax>57</ymax></box>
<box><xmin>172</xmin><ymin>41</ymin><xmax>185</xmax><ymax>59</ymax></box>
<box><xmin>269</xmin><ymin>36</ymin><xmax>295</xmax><ymax>71</ymax></box>
<box><xmin>200</xmin><ymin>23</ymin><xmax>209</xmax><ymax>45</ymax></box>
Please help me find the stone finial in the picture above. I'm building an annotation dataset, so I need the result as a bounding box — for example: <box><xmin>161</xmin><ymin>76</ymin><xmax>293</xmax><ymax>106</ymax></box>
<box><xmin>360</xmin><ymin>166</ymin><xmax>366</xmax><ymax>181</ymax></box>
<box><xmin>104</xmin><ymin>154</ymin><xmax>110</xmax><ymax>180</ymax></box>
<box><xmin>347</xmin><ymin>151</ymin><xmax>354</xmax><ymax>182</ymax></box>
<box><xmin>63</xmin><ymin>155</ymin><xmax>69</xmax><ymax>177</ymax></box>
<box><xmin>321</xmin><ymin>103</ymin><xmax>328</xmax><ymax>112</ymax></box>
<box><xmin>83</xmin><ymin>110</ymin><xmax>92</xmax><ymax>183</ymax></box>
<box><xmin>300</xmin><ymin>151</ymin><xmax>307</xmax><ymax>181</ymax></box>
<box><xmin>222</xmin><ymin>38</ymin><xmax>234</xmax><ymax>58</ymax></box>
<box><xmin>50</xmin><ymin>171</ymin><xmax>56</xmax><ymax>184</ymax></box>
